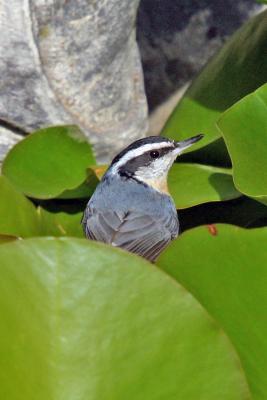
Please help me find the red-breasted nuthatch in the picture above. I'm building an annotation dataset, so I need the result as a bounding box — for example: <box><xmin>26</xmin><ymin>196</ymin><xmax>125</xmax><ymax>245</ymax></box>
<box><xmin>82</xmin><ymin>135</ymin><xmax>203</xmax><ymax>262</ymax></box>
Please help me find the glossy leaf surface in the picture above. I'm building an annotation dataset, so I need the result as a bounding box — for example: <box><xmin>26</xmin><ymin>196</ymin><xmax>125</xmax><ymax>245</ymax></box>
<box><xmin>217</xmin><ymin>83</ymin><xmax>267</xmax><ymax>203</ymax></box>
<box><xmin>169</xmin><ymin>163</ymin><xmax>240</xmax><ymax>208</ymax></box>
<box><xmin>162</xmin><ymin>10</ymin><xmax>267</xmax><ymax>152</ymax></box>
<box><xmin>37</xmin><ymin>207</ymin><xmax>84</xmax><ymax>237</ymax></box>
<box><xmin>0</xmin><ymin>234</ymin><xmax>18</xmax><ymax>244</ymax></box>
<box><xmin>2</xmin><ymin>126</ymin><xmax>96</xmax><ymax>199</ymax></box>
<box><xmin>57</xmin><ymin>168</ymin><xmax>99</xmax><ymax>199</ymax></box>
<box><xmin>0</xmin><ymin>238</ymin><xmax>249</xmax><ymax>400</ymax></box>
<box><xmin>0</xmin><ymin>175</ymin><xmax>39</xmax><ymax>237</ymax></box>
<box><xmin>158</xmin><ymin>224</ymin><xmax>267</xmax><ymax>400</ymax></box>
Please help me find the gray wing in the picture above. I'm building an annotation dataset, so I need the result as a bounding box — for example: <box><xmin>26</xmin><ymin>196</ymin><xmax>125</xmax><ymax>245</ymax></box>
<box><xmin>82</xmin><ymin>207</ymin><xmax>178</xmax><ymax>262</ymax></box>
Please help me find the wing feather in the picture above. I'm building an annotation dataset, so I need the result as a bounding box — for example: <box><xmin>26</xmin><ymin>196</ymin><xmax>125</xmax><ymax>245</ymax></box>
<box><xmin>83</xmin><ymin>207</ymin><xmax>178</xmax><ymax>262</ymax></box>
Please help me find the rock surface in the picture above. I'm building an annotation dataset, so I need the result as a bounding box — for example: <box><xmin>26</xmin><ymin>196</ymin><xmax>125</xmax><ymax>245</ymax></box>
<box><xmin>137</xmin><ymin>0</ymin><xmax>264</xmax><ymax>111</ymax></box>
<box><xmin>0</xmin><ymin>0</ymin><xmax>148</xmax><ymax>162</ymax></box>
<box><xmin>1</xmin><ymin>0</ymin><xmax>264</xmax><ymax>164</ymax></box>
<box><xmin>0</xmin><ymin>127</ymin><xmax>23</xmax><ymax>166</ymax></box>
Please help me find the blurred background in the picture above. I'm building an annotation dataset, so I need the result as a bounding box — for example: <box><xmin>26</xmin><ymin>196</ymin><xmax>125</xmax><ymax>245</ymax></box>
<box><xmin>0</xmin><ymin>0</ymin><xmax>264</xmax><ymax>162</ymax></box>
<box><xmin>137</xmin><ymin>0</ymin><xmax>263</xmax><ymax>133</ymax></box>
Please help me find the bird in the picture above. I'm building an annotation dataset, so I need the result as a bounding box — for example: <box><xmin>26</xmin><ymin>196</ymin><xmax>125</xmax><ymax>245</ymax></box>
<box><xmin>82</xmin><ymin>134</ymin><xmax>203</xmax><ymax>262</ymax></box>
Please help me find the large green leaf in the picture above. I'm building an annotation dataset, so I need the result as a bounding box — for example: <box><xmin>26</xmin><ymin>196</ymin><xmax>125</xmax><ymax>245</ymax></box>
<box><xmin>177</xmin><ymin>138</ymin><xmax>232</xmax><ymax>168</ymax></box>
<box><xmin>0</xmin><ymin>175</ymin><xmax>39</xmax><ymax>237</ymax></box>
<box><xmin>2</xmin><ymin>126</ymin><xmax>96</xmax><ymax>199</ymax></box>
<box><xmin>158</xmin><ymin>224</ymin><xmax>267</xmax><ymax>400</ymax></box>
<box><xmin>169</xmin><ymin>163</ymin><xmax>240</xmax><ymax>208</ymax></box>
<box><xmin>57</xmin><ymin>168</ymin><xmax>99</xmax><ymax>199</ymax></box>
<box><xmin>217</xmin><ymin>83</ymin><xmax>267</xmax><ymax>204</ymax></box>
<box><xmin>0</xmin><ymin>238</ymin><xmax>249</xmax><ymax>400</ymax></box>
<box><xmin>0</xmin><ymin>174</ymin><xmax>84</xmax><ymax>239</ymax></box>
<box><xmin>0</xmin><ymin>234</ymin><xmax>18</xmax><ymax>244</ymax></box>
<box><xmin>162</xmin><ymin>10</ymin><xmax>267</xmax><ymax>153</ymax></box>
<box><xmin>37</xmin><ymin>207</ymin><xmax>84</xmax><ymax>237</ymax></box>
<box><xmin>58</xmin><ymin>165</ymin><xmax>106</xmax><ymax>199</ymax></box>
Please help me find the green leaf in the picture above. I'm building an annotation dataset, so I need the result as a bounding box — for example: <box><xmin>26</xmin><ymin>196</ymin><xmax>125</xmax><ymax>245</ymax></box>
<box><xmin>162</xmin><ymin>10</ymin><xmax>267</xmax><ymax>153</ymax></box>
<box><xmin>2</xmin><ymin>126</ymin><xmax>96</xmax><ymax>199</ymax></box>
<box><xmin>0</xmin><ymin>175</ymin><xmax>39</xmax><ymax>237</ymax></box>
<box><xmin>0</xmin><ymin>174</ymin><xmax>84</xmax><ymax>239</ymax></box>
<box><xmin>158</xmin><ymin>224</ymin><xmax>267</xmax><ymax>400</ymax></box>
<box><xmin>169</xmin><ymin>163</ymin><xmax>240</xmax><ymax>208</ymax></box>
<box><xmin>37</xmin><ymin>207</ymin><xmax>84</xmax><ymax>237</ymax></box>
<box><xmin>0</xmin><ymin>234</ymin><xmax>18</xmax><ymax>244</ymax></box>
<box><xmin>0</xmin><ymin>238</ymin><xmax>249</xmax><ymax>400</ymax></box>
<box><xmin>178</xmin><ymin>138</ymin><xmax>232</xmax><ymax>168</ymax></box>
<box><xmin>217</xmin><ymin>83</ymin><xmax>267</xmax><ymax>204</ymax></box>
<box><xmin>57</xmin><ymin>168</ymin><xmax>99</xmax><ymax>199</ymax></box>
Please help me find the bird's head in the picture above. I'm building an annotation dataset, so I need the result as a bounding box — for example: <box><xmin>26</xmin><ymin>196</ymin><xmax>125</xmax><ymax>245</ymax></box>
<box><xmin>108</xmin><ymin>135</ymin><xmax>203</xmax><ymax>194</ymax></box>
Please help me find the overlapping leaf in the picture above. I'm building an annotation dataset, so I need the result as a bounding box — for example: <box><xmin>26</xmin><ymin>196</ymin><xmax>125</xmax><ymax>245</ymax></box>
<box><xmin>57</xmin><ymin>168</ymin><xmax>99</xmax><ymax>199</ymax></box>
<box><xmin>0</xmin><ymin>175</ymin><xmax>39</xmax><ymax>237</ymax></box>
<box><xmin>161</xmin><ymin>10</ymin><xmax>267</xmax><ymax>156</ymax></box>
<box><xmin>169</xmin><ymin>163</ymin><xmax>240</xmax><ymax>208</ymax></box>
<box><xmin>0</xmin><ymin>174</ymin><xmax>85</xmax><ymax>238</ymax></box>
<box><xmin>2</xmin><ymin>126</ymin><xmax>96</xmax><ymax>199</ymax></box>
<box><xmin>158</xmin><ymin>224</ymin><xmax>267</xmax><ymax>400</ymax></box>
<box><xmin>217</xmin><ymin>83</ymin><xmax>267</xmax><ymax>204</ymax></box>
<box><xmin>0</xmin><ymin>238</ymin><xmax>249</xmax><ymax>400</ymax></box>
<box><xmin>0</xmin><ymin>234</ymin><xmax>18</xmax><ymax>244</ymax></box>
<box><xmin>37</xmin><ymin>207</ymin><xmax>84</xmax><ymax>237</ymax></box>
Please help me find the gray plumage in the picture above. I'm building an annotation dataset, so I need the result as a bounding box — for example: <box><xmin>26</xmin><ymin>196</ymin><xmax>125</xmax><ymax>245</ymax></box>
<box><xmin>82</xmin><ymin>174</ymin><xmax>178</xmax><ymax>262</ymax></box>
<box><xmin>82</xmin><ymin>134</ymin><xmax>203</xmax><ymax>262</ymax></box>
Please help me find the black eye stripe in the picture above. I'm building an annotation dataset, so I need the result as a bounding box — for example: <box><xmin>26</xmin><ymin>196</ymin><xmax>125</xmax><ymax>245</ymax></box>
<box><xmin>110</xmin><ymin>137</ymin><xmax>174</xmax><ymax>166</ymax></box>
<box><xmin>150</xmin><ymin>150</ymin><xmax>160</xmax><ymax>158</ymax></box>
<box><xmin>127</xmin><ymin>146</ymin><xmax>174</xmax><ymax>164</ymax></box>
<box><xmin>147</xmin><ymin>146</ymin><xmax>174</xmax><ymax>159</ymax></box>
<box><xmin>117</xmin><ymin>146</ymin><xmax>175</xmax><ymax>177</ymax></box>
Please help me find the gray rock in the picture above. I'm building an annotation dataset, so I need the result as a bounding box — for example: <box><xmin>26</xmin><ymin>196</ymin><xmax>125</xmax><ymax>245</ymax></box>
<box><xmin>0</xmin><ymin>127</ymin><xmax>23</xmax><ymax>166</ymax></box>
<box><xmin>137</xmin><ymin>0</ymin><xmax>264</xmax><ymax>110</ymax></box>
<box><xmin>0</xmin><ymin>1</ymin><xmax>148</xmax><ymax>162</ymax></box>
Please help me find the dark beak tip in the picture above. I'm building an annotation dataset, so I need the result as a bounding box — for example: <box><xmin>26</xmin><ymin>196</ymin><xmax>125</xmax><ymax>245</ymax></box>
<box><xmin>175</xmin><ymin>133</ymin><xmax>204</xmax><ymax>149</ymax></box>
<box><xmin>191</xmin><ymin>133</ymin><xmax>204</xmax><ymax>142</ymax></box>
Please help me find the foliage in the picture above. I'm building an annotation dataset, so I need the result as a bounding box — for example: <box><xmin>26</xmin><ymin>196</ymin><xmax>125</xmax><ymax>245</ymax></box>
<box><xmin>161</xmin><ymin>10</ymin><xmax>267</xmax><ymax>165</ymax></box>
<box><xmin>1</xmin><ymin>9</ymin><xmax>267</xmax><ymax>400</ymax></box>
<box><xmin>2</xmin><ymin>125</ymin><xmax>96</xmax><ymax>199</ymax></box>
<box><xmin>217</xmin><ymin>83</ymin><xmax>267</xmax><ymax>204</ymax></box>
<box><xmin>0</xmin><ymin>238</ymin><xmax>248</xmax><ymax>399</ymax></box>
<box><xmin>158</xmin><ymin>225</ymin><xmax>267</xmax><ymax>400</ymax></box>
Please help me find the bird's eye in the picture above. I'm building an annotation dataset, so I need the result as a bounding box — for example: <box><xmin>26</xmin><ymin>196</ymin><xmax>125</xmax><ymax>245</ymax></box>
<box><xmin>150</xmin><ymin>150</ymin><xmax>160</xmax><ymax>159</ymax></box>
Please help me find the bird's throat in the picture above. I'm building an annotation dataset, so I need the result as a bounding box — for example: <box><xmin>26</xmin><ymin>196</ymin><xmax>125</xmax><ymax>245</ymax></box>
<box><xmin>139</xmin><ymin>176</ymin><xmax>169</xmax><ymax>195</ymax></box>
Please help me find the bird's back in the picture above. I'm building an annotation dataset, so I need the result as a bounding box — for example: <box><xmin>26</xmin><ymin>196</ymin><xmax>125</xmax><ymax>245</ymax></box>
<box><xmin>82</xmin><ymin>175</ymin><xmax>179</xmax><ymax>262</ymax></box>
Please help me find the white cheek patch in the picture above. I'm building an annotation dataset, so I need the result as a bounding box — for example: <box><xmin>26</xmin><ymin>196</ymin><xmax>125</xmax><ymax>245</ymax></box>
<box><xmin>135</xmin><ymin>154</ymin><xmax>174</xmax><ymax>181</ymax></box>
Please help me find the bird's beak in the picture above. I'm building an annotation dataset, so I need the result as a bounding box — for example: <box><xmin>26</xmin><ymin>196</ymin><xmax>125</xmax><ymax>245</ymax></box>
<box><xmin>173</xmin><ymin>134</ymin><xmax>204</xmax><ymax>155</ymax></box>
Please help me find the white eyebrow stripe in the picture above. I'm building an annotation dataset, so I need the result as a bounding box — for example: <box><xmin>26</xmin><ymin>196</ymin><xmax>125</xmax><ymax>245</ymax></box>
<box><xmin>110</xmin><ymin>142</ymin><xmax>174</xmax><ymax>174</ymax></box>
